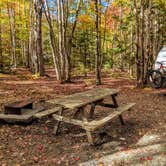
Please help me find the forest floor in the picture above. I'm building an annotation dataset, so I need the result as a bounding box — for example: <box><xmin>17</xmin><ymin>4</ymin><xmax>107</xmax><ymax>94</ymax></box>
<box><xmin>0</xmin><ymin>68</ymin><xmax>166</xmax><ymax>166</ymax></box>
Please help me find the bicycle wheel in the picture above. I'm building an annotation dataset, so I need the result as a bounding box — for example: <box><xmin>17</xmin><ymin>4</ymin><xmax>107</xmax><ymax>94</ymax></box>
<box><xmin>147</xmin><ymin>70</ymin><xmax>163</xmax><ymax>89</ymax></box>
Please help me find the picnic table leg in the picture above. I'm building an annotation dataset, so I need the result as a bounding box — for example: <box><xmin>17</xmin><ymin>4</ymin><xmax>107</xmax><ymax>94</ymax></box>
<box><xmin>89</xmin><ymin>99</ymin><xmax>103</xmax><ymax>119</ymax></box>
<box><xmin>112</xmin><ymin>94</ymin><xmax>125</xmax><ymax>125</ymax></box>
<box><xmin>119</xmin><ymin>115</ymin><xmax>125</xmax><ymax>125</ymax></box>
<box><xmin>111</xmin><ymin>94</ymin><xmax>118</xmax><ymax>106</ymax></box>
<box><xmin>89</xmin><ymin>103</ymin><xmax>96</xmax><ymax>119</ymax></box>
<box><xmin>53</xmin><ymin>108</ymin><xmax>63</xmax><ymax>135</ymax></box>
<box><xmin>80</xmin><ymin>107</ymin><xmax>94</xmax><ymax>145</ymax></box>
<box><xmin>73</xmin><ymin>108</ymin><xmax>81</xmax><ymax>119</ymax></box>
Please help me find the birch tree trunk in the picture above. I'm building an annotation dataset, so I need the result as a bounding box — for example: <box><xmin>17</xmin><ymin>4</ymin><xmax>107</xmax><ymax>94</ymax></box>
<box><xmin>57</xmin><ymin>0</ymin><xmax>82</xmax><ymax>82</ymax></box>
<box><xmin>23</xmin><ymin>0</ymin><xmax>30</xmax><ymax>67</ymax></box>
<box><xmin>43</xmin><ymin>0</ymin><xmax>62</xmax><ymax>81</ymax></box>
<box><xmin>57</xmin><ymin>0</ymin><xmax>66</xmax><ymax>80</ymax></box>
<box><xmin>29</xmin><ymin>0</ymin><xmax>38</xmax><ymax>73</ymax></box>
<box><xmin>34</xmin><ymin>0</ymin><xmax>45</xmax><ymax>76</ymax></box>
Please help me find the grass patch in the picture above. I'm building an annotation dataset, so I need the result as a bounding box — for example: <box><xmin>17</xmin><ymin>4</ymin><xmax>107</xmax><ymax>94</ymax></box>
<box><xmin>0</xmin><ymin>73</ymin><xmax>4</xmax><ymax>77</ymax></box>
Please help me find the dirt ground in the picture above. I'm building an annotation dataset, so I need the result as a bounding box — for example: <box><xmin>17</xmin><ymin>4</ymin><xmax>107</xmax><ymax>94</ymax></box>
<box><xmin>0</xmin><ymin>68</ymin><xmax>165</xmax><ymax>166</ymax></box>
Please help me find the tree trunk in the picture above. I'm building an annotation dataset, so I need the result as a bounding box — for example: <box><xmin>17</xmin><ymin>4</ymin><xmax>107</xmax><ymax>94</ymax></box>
<box><xmin>145</xmin><ymin>0</ymin><xmax>152</xmax><ymax>73</ymax></box>
<box><xmin>57</xmin><ymin>0</ymin><xmax>82</xmax><ymax>82</ymax></box>
<box><xmin>0</xmin><ymin>6</ymin><xmax>3</xmax><ymax>72</ymax></box>
<box><xmin>23</xmin><ymin>0</ymin><xmax>30</xmax><ymax>68</ymax></box>
<box><xmin>43</xmin><ymin>0</ymin><xmax>62</xmax><ymax>81</ymax></box>
<box><xmin>57</xmin><ymin>0</ymin><xmax>66</xmax><ymax>81</ymax></box>
<box><xmin>8</xmin><ymin>5</ymin><xmax>17</xmax><ymax>69</ymax></box>
<box><xmin>65</xmin><ymin>0</ymin><xmax>82</xmax><ymax>82</ymax></box>
<box><xmin>34</xmin><ymin>0</ymin><xmax>45</xmax><ymax>76</ymax></box>
<box><xmin>140</xmin><ymin>0</ymin><xmax>145</xmax><ymax>86</ymax></box>
<box><xmin>134</xmin><ymin>0</ymin><xmax>141</xmax><ymax>87</ymax></box>
<box><xmin>95</xmin><ymin>0</ymin><xmax>102</xmax><ymax>85</ymax></box>
<box><xmin>29</xmin><ymin>0</ymin><xmax>38</xmax><ymax>73</ymax></box>
<box><xmin>119</xmin><ymin>4</ymin><xmax>124</xmax><ymax>71</ymax></box>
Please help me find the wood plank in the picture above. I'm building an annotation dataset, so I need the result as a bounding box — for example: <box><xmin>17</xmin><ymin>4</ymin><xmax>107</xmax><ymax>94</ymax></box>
<box><xmin>97</xmin><ymin>103</ymin><xmax>118</xmax><ymax>108</ymax></box>
<box><xmin>53</xmin><ymin>108</ymin><xmax>63</xmax><ymax>135</ymax></box>
<box><xmin>48</xmin><ymin>88</ymin><xmax>119</xmax><ymax>109</ymax></box>
<box><xmin>80</xmin><ymin>107</ymin><xmax>94</xmax><ymax>145</ymax></box>
<box><xmin>84</xmin><ymin>103</ymin><xmax>135</xmax><ymax>131</ymax></box>
<box><xmin>34</xmin><ymin>106</ymin><xmax>62</xmax><ymax>119</ymax></box>
<box><xmin>53</xmin><ymin>114</ymin><xmax>84</xmax><ymax>127</ymax></box>
<box><xmin>0</xmin><ymin>114</ymin><xmax>33</xmax><ymax>123</ymax></box>
<box><xmin>21</xmin><ymin>106</ymin><xmax>45</xmax><ymax>115</ymax></box>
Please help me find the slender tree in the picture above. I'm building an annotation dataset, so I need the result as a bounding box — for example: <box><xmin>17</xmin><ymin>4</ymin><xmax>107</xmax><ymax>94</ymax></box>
<box><xmin>95</xmin><ymin>0</ymin><xmax>102</xmax><ymax>85</ymax></box>
<box><xmin>7</xmin><ymin>3</ymin><xmax>17</xmax><ymax>68</ymax></box>
<box><xmin>43</xmin><ymin>0</ymin><xmax>62</xmax><ymax>81</ymax></box>
<box><xmin>34</xmin><ymin>0</ymin><xmax>45</xmax><ymax>76</ymax></box>
<box><xmin>29</xmin><ymin>0</ymin><xmax>38</xmax><ymax>73</ymax></box>
<box><xmin>0</xmin><ymin>5</ymin><xmax>3</xmax><ymax>72</ymax></box>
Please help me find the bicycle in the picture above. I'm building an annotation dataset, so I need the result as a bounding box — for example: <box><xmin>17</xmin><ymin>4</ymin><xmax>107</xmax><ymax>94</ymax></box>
<box><xmin>147</xmin><ymin>62</ymin><xmax>166</xmax><ymax>89</ymax></box>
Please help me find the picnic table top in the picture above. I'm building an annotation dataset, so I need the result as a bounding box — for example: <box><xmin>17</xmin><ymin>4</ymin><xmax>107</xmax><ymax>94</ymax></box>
<box><xmin>48</xmin><ymin>88</ymin><xmax>119</xmax><ymax>109</ymax></box>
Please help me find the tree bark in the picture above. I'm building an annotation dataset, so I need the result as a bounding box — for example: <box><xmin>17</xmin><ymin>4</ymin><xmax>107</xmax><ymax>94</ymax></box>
<box><xmin>7</xmin><ymin>4</ymin><xmax>17</xmax><ymax>69</ymax></box>
<box><xmin>43</xmin><ymin>0</ymin><xmax>62</xmax><ymax>81</ymax></box>
<box><xmin>134</xmin><ymin>0</ymin><xmax>141</xmax><ymax>87</ymax></box>
<box><xmin>34</xmin><ymin>0</ymin><xmax>45</xmax><ymax>76</ymax></box>
<box><xmin>57</xmin><ymin>0</ymin><xmax>66</xmax><ymax>80</ymax></box>
<box><xmin>95</xmin><ymin>0</ymin><xmax>102</xmax><ymax>85</ymax></box>
<box><xmin>145</xmin><ymin>0</ymin><xmax>152</xmax><ymax>72</ymax></box>
<box><xmin>119</xmin><ymin>3</ymin><xmax>124</xmax><ymax>71</ymax></box>
<box><xmin>0</xmin><ymin>6</ymin><xmax>3</xmax><ymax>72</ymax></box>
<box><xmin>29</xmin><ymin>0</ymin><xmax>38</xmax><ymax>73</ymax></box>
<box><xmin>140</xmin><ymin>0</ymin><xmax>145</xmax><ymax>85</ymax></box>
<box><xmin>65</xmin><ymin>0</ymin><xmax>82</xmax><ymax>82</ymax></box>
<box><xmin>57</xmin><ymin>0</ymin><xmax>82</xmax><ymax>82</ymax></box>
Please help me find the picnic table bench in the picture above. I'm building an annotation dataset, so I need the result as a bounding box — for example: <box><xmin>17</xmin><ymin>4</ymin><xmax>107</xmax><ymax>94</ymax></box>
<box><xmin>0</xmin><ymin>100</ymin><xmax>44</xmax><ymax>123</ymax></box>
<box><xmin>38</xmin><ymin>88</ymin><xmax>135</xmax><ymax>145</ymax></box>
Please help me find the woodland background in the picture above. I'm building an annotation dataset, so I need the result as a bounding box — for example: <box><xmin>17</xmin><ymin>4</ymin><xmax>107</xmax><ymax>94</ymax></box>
<box><xmin>0</xmin><ymin>1</ymin><xmax>166</xmax><ymax>165</ymax></box>
<box><xmin>0</xmin><ymin>0</ymin><xmax>165</xmax><ymax>87</ymax></box>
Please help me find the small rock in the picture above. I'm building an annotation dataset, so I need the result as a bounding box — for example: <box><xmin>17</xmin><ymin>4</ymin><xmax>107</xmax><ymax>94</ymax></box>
<box><xmin>102</xmin><ymin>141</ymin><xmax>121</xmax><ymax>150</ymax></box>
<box><xmin>45</xmin><ymin>120</ymin><xmax>51</xmax><ymax>124</ymax></box>
<box><xmin>19</xmin><ymin>152</ymin><xmax>24</xmax><ymax>157</ymax></box>
<box><xmin>119</xmin><ymin>137</ymin><xmax>126</xmax><ymax>141</ymax></box>
<box><xmin>12</xmin><ymin>152</ymin><xmax>19</xmax><ymax>157</ymax></box>
<box><xmin>72</xmin><ymin>133</ymin><xmax>86</xmax><ymax>137</ymax></box>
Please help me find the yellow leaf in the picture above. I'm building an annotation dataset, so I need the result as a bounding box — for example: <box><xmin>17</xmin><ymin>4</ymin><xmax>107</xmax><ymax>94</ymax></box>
<box><xmin>98</xmin><ymin>162</ymin><xmax>104</xmax><ymax>166</ymax></box>
<box><xmin>144</xmin><ymin>87</ymin><xmax>152</xmax><ymax>91</ymax></box>
<box><xmin>15</xmin><ymin>164</ymin><xmax>20</xmax><ymax>166</ymax></box>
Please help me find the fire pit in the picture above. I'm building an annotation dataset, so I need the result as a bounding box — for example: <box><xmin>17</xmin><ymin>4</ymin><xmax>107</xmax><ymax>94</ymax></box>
<box><xmin>4</xmin><ymin>100</ymin><xmax>33</xmax><ymax>115</ymax></box>
<box><xmin>0</xmin><ymin>99</ymin><xmax>45</xmax><ymax>123</ymax></box>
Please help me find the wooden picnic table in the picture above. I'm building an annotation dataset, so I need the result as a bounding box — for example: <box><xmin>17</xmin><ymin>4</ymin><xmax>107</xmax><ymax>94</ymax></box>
<box><xmin>38</xmin><ymin>88</ymin><xmax>135</xmax><ymax>145</ymax></box>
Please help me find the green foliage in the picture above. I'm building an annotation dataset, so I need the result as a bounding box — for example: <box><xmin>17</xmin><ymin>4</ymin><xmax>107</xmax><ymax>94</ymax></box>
<box><xmin>0</xmin><ymin>0</ymin><xmax>165</xmax><ymax>78</ymax></box>
<box><xmin>110</xmin><ymin>47</ymin><xmax>123</xmax><ymax>54</ymax></box>
<box><xmin>104</xmin><ymin>61</ymin><xmax>113</xmax><ymax>72</ymax></box>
